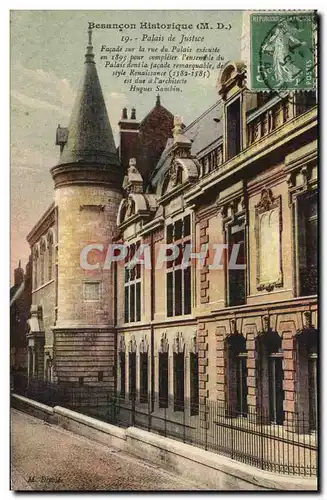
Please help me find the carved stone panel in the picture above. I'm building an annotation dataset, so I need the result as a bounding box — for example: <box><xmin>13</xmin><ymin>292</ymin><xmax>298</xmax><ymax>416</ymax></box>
<box><xmin>255</xmin><ymin>189</ymin><xmax>283</xmax><ymax>291</ymax></box>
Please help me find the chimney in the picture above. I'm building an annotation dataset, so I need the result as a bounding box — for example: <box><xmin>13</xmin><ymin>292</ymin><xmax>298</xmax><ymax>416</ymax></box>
<box><xmin>14</xmin><ymin>261</ymin><xmax>24</xmax><ymax>287</ymax></box>
<box><xmin>118</xmin><ymin>107</ymin><xmax>140</xmax><ymax>173</ymax></box>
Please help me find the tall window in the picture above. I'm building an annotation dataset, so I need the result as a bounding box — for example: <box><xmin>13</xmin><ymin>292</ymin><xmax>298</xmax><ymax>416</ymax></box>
<box><xmin>119</xmin><ymin>351</ymin><xmax>126</xmax><ymax>397</ymax></box>
<box><xmin>257</xmin><ymin>331</ymin><xmax>283</xmax><ymax>424</ymax></box>
<box><xmin>296</xmin><ymin>329</ymin><xmax>317</xmax><ymax>432</ymax></box>
<box><xmin>140</xmin><ymin>352</ymin><xmax>148</xmax><ymax>403</ymax></box>
<box><xmin>159</xmin><ymin>352</ymin><xmax>169</xmax><ymax>408</ymax></box>
<box><xmin>227</xmin><ymin>335</ymin><xmax>248</xmax><ymax>416</ymax></box>
<box><xmin>190</xmin><ymin>352</ymin><xmax>199</xmax><ymax>416</ymax></box>
<box><xmin>226</xmin><ymin>97</ymin><xmax>241</xmax><ymax>159</ymax></box>
<box><xmin>297</xmin><ymin>190</ymin><xmax>317</xmax><ymax>296</ymax></box>
<box><xmin>129</xmin><ymin>351</ymin><xmax>136</xmax><ymax>399</ymax></box>
<box><xmin>174</xmin><ymin>353</ymin><xmax>184</xmax><ymax>411</ymax></box>
<box><xmin>124</xmin><ymin>241</ymin><xmax>141</xmax><ymax>323</ymax></box>
<box><xmin>33</xmin><ymin>248</ymin><xmax>39</xmax><ymax>290</ymax></box>
<box><xmin>268</xmin><ymin>354</ymin><xmax>283</xmax><ymax>424</ymax></box>
<box><xmin>166</xmin><ymin>215</ymin><xmax>191</xmax><ymax>317</ymax></box>
<box><xmin>47</xmin><ymin>233</ymin><xmax>53</xmax><ymax>281</ymax></box>
<box><xmin>40</xmin><ymin>241</ymin><xmax>46</xmax><ymax>285</ymax></box>
<box><xmin>227</xmin><ymin>220</ymin><xmax>246</xmax><ymax>306</ymax></box>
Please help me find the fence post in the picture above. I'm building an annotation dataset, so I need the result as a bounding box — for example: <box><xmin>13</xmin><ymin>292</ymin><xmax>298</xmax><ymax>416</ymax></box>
<box><xmin>164</xmin><ymin>405</ymin><xmax>167</xmax><ymax>437</ymax></box>
<box><xmin>230</xmin><ymin>404</ymin><xmax>234</xmax><ymax>460</ymax></box>
<box><xmin>183</xmin><ymin>400</ymin><xmax>186</xmax><ymax>443</ymax></box>
<box><xmin>132</xmin><ymin>394</ymin><xmax>136</xmax><ymax>426</ymax></box>
<box><xmin>260</xmin><ymin>409</ymin><xmax>265</xmax><ymax>470</ymax></box>
<box><xmin>148</xmin><ymin>393</ymin><xmax>151</xmax><ymax>432</ymax></box>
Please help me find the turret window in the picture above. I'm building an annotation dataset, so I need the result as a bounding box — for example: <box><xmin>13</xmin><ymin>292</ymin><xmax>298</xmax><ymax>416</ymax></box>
<box><xmin>83</xmin><ymin>281</ymin><xmax>101</xmax><ymax>301</ymax></box>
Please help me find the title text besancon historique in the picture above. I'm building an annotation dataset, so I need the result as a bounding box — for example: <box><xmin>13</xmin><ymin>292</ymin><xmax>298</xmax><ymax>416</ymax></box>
<box><xmin>88</xmin><ymin>21</ymin><xmax>231</xmax><ymax>32</ymax></box>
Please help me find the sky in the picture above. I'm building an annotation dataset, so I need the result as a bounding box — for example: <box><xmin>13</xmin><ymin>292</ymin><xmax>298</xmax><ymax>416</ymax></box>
<box><xmin>10</xmin><ymin>10</ymin><xmax>243</xmax><ymax>281</ymax></box>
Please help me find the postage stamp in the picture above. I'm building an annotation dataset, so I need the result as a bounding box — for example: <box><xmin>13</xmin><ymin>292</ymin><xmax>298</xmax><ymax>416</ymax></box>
<box><xmin>250</xmin><ymin>12</ymin><xmax>316</xmax><ymax>91</ymax></box>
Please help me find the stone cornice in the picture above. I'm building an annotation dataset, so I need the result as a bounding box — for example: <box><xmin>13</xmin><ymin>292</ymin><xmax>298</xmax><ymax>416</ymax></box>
<box><xmin>26</xmin><ymin>203</ymin><xmax>56</xmax><ymax>247</ymax></box>
<box><xmin>118</xmin><ymin>211</ymin><xmax>152</xmax><ymax>233</ymax></box>
<box><xmin>138</xmin><ymin>216</ymin><xmax>165</xmax><ymax>237</ymax></box>
<box><xmin>184</xmin><ymin>107</ymin><xmax>317</xmax><ymax>205</ymax></box>
<box><xmin>50</xmin><ymin>163</ymin><xmax>123</xmax><ymax>190</ymax></box>
<box><xmin>210</xmin><ymin>295</ymin><xmax>317</xmax><ymax>317</ymax></box>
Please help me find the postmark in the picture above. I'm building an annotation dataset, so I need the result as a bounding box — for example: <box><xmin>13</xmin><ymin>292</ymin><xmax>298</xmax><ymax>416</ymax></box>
<box><xmin>250</xmin><ymin>12</ymin><xmax>316</xmax><ymax>92</ymax></box>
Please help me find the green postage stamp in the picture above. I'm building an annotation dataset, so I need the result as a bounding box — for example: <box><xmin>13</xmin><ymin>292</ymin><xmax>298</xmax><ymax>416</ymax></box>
<box><xmin>250</xmin><ymin>12</ymin><xmax>316</xmax><ymax>91</ymax></box>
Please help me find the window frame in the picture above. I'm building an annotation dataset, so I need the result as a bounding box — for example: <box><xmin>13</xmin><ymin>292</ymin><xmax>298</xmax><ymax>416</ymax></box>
<box><xmin>139</xmin><ymin>351</ymin><xmax>149</xmax><ymax>404</ymax></box>
<box><xmin>295</xmin><ymin>189</ymin><xmax>318</xmax><ymax>297</ymax></box>
<box><xmin>124</xmin><ymin>241</ymin><xmax>142</xmax><ymax>323</ymax></box>
<box><xmin>226</xmin><ymin>217</ymin><xmax>246</xmax><ymax>307</ymax></box>
<box><xmin>83</xmin><ymin>281</ymin><xmax>101</xmax><ymax>302</ymax></box>
<box><xmin>166</xmin><ymin>214</ymin><xmax>192</xmax><ymax>318</ymax></box>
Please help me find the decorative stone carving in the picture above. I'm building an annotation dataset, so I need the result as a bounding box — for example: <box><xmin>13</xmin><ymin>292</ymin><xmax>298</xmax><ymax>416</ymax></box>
<box><xmin>169</xmin><ymin>161</ymin><xmax>180</xmax><ymax>187</ymax></box>
<box><xmin>125</xmin><ymin>197</ymin><xmax>135</xmax><ymax>218</ymax></box>
<box><xmin>230</xmin><ymin>318</ymin><xmax>238</xmax><ymax>335</ymax></box>
<box><xmin>256</xmin><ymin>188</ymin><xmax>275</xmax><ymax>213</ymax></box>
<box><xmin>139</xmin><ymin>335</ymin><xmax>149</xmax><ymax>354</ymax></box>
<box><xmin>255</xmin><ymin>188</ymin><xmax>283</xmax><ymax>291</ymax></box>
<box><xmin>191</xmin><ymin>331</ymin><xmax>197</xmax><ymax>354</ymax></box>
<box><xmin>262</xmin><ymin>314</ymin><xmax>270</xmax><ymax>333</ymax></box>
<box><xmin>173</xmin><ymin>115</ymin><xmax>183</xmax><ymax>137</ymax></box>
<box><xmin>119</xmin><ymin>335</ymin><xmax>126</xmax><ymax>353</ymax></box>
<box><xmin>303</xmin><ymin>311</ymin><xmax>313</xmax><ymax>329</ymax></box>
<box><xmin>301</xmin><ymin>166</ymin><xmax>310</xmax><ymax>190</ymax></box>
<box><xmin>173</xmin><ymin>332</ymin><xmax>185</xmax><ymax>354</ymax></box>
<box><xmin>159</xmin><ymin>332</ymin><xmax>169</xmax><ymax>353</ymax></box>
<box><xmin>128</xmin><ymin>335</ymin><xmax>137</xmax><ymax>353</ymax></box>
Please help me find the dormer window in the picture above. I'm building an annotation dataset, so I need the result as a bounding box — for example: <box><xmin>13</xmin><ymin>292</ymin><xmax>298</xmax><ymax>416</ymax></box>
<box><xmin>226</xmin><ymin>97</ymin><xmax>241</xmax><ymax>160</ymax></box>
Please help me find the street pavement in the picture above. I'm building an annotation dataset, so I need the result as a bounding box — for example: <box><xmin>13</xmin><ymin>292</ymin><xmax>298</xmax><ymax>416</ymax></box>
<box><xmin>11</xmin><ymin>409</ymin><xmax>205</xmax><ymax>491</ymax></box>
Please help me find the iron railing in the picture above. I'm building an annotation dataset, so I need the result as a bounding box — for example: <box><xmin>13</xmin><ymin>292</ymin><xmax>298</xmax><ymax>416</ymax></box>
<box><xmin>12</xmin><ymin>376</ymin><xmax>317</xmax><ymax>478</ymax></box>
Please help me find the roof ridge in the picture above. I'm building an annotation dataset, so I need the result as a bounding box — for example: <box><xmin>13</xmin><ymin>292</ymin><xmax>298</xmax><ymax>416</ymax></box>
<box><xmin>183</xmin><ymin>100</ymin><xmax>221</xmax><ymax>132</ymax></box>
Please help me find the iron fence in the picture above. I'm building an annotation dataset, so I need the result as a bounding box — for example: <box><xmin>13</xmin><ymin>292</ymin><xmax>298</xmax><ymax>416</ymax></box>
<box><xmin>12</xmin><ymin>375</ymin><xmax>317</xmax><ymax>477</ymax></box>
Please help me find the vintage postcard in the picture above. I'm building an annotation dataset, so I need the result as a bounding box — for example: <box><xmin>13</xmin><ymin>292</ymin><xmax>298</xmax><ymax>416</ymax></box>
<box><xmin>10</xmin><ymin>10</ymin><xmax>318</xmax><ymax>491</ymax></box>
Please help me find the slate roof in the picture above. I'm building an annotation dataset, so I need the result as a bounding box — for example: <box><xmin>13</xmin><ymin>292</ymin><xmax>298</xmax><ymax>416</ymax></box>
<box><xmin>149</xmin><ymin>100</ymin><xmax>223</xmax><ymax>190</ymax></box>
<box><xmin>57</xmin><ymin>33</ymin><xmax>119</xmax><ymax>167</ymax></box>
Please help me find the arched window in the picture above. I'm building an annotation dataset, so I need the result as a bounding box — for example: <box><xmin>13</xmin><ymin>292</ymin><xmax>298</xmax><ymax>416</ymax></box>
<box><xmin>296</xmin><ymin>328</ymin><xmax>317</xmax><ymax>432</ymax></box>
<box><xmin>40</xmin><ymin>239</ymin><xmax>46</xmax><ymax>285</ymax></box>
<box><xmin>256</xmin><ymin>330</ymin><xmax>284</xmax><ymax>424</ymax></box>
<box><xmin>47</xmin><ymin>232</ymin><xmax>53</xmax><ymax>281</ymax></box>
<box><xmin>226</xmin><ymin>334</ymin><xmax>248</xmax><ymax>416</ymax></box>
<box><xmin>33</xmin><ymin>247</ymin><xmax>39</xmax><ymax>290</ymax></box>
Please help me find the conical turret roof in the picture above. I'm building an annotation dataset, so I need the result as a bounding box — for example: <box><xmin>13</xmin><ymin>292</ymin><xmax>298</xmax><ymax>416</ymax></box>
<box><xmin>58</xmin><ymin>30</ymin><xmax>119</xmax><ymax>167</ymax></box>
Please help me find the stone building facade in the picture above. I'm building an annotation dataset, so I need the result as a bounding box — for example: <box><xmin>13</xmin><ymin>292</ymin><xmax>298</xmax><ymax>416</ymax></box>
<box><xmin>115</xmin><ymin>63</ymin><xmax>318</xmax><ymax>431</ymax></box>
<box><xmin>24</xmin><ymin>33</ymin><xmax>318</xmax><ymax>433</ymax></box>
